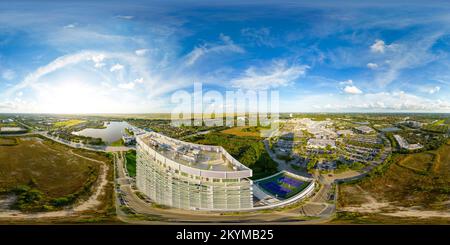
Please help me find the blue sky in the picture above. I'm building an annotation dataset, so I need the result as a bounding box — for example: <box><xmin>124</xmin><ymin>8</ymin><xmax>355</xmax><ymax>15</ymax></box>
<box><xmin>1</xmin><ymin>0</ymin><xmax>450</xmax><ymax>113</ymax></box>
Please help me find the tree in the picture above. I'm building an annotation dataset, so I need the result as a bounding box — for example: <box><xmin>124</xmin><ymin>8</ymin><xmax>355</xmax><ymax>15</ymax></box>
<box><xmin>307</xmin><ymin>158</ymin><xmax>318</xmax><ymax>171</ymax></box>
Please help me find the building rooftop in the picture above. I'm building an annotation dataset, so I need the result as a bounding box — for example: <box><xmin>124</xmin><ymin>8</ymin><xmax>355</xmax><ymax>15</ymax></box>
<box><xmin>307</xmin><ymin>138</ymin><xmax>336</xmax><ymax>148</ymax></box>
<box><xmin>0</xmin><ymin>127</ymin><xmax>26</xmax><ymax>132</ymax></box>
<box><xmin>355</xmin><ymin>126</ymin><xmax>375</xmax><ymax>133</ymax></box>
<box><xmin>139</xmin><ymin>132</ymin><xmax>250</xmax><ymax>172</ymax></box>
<box><xmin>337</xmin><ymin>129</ymin><xmax>354</xmax><ymax>136</ymax></box>
<box><xmin>394</xmin><ymin>134</ymin><xmax>423</xmax><ymax>150</ymax></box>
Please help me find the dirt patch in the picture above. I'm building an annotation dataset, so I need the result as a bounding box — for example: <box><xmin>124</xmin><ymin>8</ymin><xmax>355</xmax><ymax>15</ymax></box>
<box><xmin>74</xmin><ymin>162</ymin><xmax>109</xmax><ymax>212</ymax></box>
<box><xmin>340</xmin><ymin>185</ymin><xmax>392</xmax><ymax>213</ymax></box>
<box><xmin>384</xmin><ymin>208</ymin><xmax>450</xmax><ymax>219</ymax></box>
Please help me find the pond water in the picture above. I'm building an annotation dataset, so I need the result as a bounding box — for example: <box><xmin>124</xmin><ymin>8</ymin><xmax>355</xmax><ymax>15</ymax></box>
<box><xmin>380</xmin><ymin>127</ymin><xmax>401</xmax><ymax>132</ymax></box>
<box><xmin>72</xmin><ymin>121</ymin><xmax>131</xmax><ymax>144</ymax></box>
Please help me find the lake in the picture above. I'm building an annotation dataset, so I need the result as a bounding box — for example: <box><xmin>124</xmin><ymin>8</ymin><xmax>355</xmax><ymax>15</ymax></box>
<box><xmin>72</xmin><ymin>121</ymin><xmax>131</xmax><ymax>144</ymax></box>
<box><xmin>380</xmin><ymin>127</ymin><xmax>401</xmax><ymax>132</ymax></box>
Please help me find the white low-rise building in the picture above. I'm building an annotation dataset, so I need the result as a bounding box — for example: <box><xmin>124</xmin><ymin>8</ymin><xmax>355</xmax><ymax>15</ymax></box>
<box><xmin>394</xmin><ymin>134</ymin><xmax>423</xmax><ymax>150</ymax></box>
<box><xmin>0</xmin><ymin>127</ymin><xmax>26</xmax><ymax>133</ymax></box>
<box><xmin>354</xmin><ymin>126</ymin><xmax>375</xmax><ymax>134</ymax></box>
<box><xmin>307</xmin><ymin>138</ymin><xmax>336</xmax><ymax>149</ymax></box>
<box><xmin>337</xmin><ymin>129</ymin><xmax>354</xmax><ymax>136</ymax></box>
<box><xmin>404</xmin><ymin>120</ymin><xmax>422</xmax><ymax>128</ymax></box>
<box><xmin>1</xmin><ymin>119</ymin><xmax>14</xmax><ymax>123</ymax></box>
<box><xmin>122</xmin><ymin>135</ymin><xmax>136</xmax><ymax>145</ymax></box>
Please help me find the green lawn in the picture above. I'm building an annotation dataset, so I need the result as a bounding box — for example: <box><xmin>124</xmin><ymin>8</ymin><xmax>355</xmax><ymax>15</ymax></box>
<box><xmin>432</xmin><ymin>119</ymin><xmax>445</xmax><ymax>126</ymax></box>
<box><xmin>125</xmin><ymin>150</ymin><xmax>136</xmax><ymax>177</ymax></box>
<box><xmin>110</xmin><ymin>139</ymin><xmax>124</xmax><ymax>146</ymax></box>
<box><xmin>53</xmin><ymin>119</ymin><xmax>85</xmax><ymax>128</ymax></box>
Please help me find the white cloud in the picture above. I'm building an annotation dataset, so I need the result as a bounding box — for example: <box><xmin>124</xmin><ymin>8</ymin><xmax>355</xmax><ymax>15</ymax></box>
<box><xmin>339</xmin><ymin>80</ymin><xmax>363</xmax><ymax>94</ymax></box>
<box><xmin>185</xmin><ymin>34</ymin><xmax>245</xmax><ymax>66</ymax></box>
<box><xmin>110</xmin><ymin>63</ymin><xmax>124</xmax><ymax>72</ymax></box>
<box><xmin>428</xmin><ymin>86</ymin><xmax>440</xmax><ymax>94</ymax></box>
<box><xmin>3</xmin><ymin>51</ymin><xmax>107</xmax><ymax>97</ymax></box>
<box><xmin>2</xmin><ymin>69</ymin><xmax>15</xmax><ymax>80</ymax></box>
<box><xmin>366</xmin><ymin>62</ymin><xmax>378</xmax><ymax>69</ymax></box>
<box><xmin>135</xmin><ymin>49</ymin><xmax>150</xmax><ymax>56</ymax></box>
<box><xmin>370</xmin><ymin>39</ymin><xmax>387</xmax><ymax>53</ymax></box>
<box><xmin>370</xmin><ymin>39</ymin><xmax>398</xmax><ymax>54</ymax></box>
<box><xmin>116</xmin><ymin>15</ymin><xmax>134</xmax><ymax>20</ymax></box>
<box><xmin>343</xmin><ymin>85</ymin><xmax>363</xmax><ymax>94</ymax></box>
<box><xmin>339</xmin><ymin>79</ymin><xmax>354</xmax><ymax>86</ymax></box>
<box><xmin>94</xmin><ymin>62</ymin><xmax>105</xmax><ymax>68</ymax></box>
<box><xmin>118</xmin><ymin>82</ymin><xmax>135</xmax><ymax>90</ymax></box>
<box><xmin>373</xmin><ymin>33</ymin><xmax>440</xmax><ymax>87</ymax></box>
<box><xmin>91</xmin><ymin>53</ymin><xmax>106</xmax><ymax>68</ymax></box>
<box><xmin>134</xmin><ymin>77</ymin><xmax>144</xmax><ymax>84</ymax></box>
<box><xmin>287</xmin><ymin>91</ymin><xmax>450</xmax><ymax>112</ymax></box>
<box><xmin>230</xmin><ymin>60</ymin><xmax>308</xmax><ymax>90</ymax></box>
<box><xmin>101</xmin><ymin>82</ymin><xmax>111</xmax><ymax>88</ymax></box>
<box><xmin>63</xmin><ymin>23</ymin><xmax>77</xmax><ymax>29</ymax></box>
<box><xmin>0</xmin><ymin>50</ymin><xmax>191</xmax><ymax>113</ymax></box>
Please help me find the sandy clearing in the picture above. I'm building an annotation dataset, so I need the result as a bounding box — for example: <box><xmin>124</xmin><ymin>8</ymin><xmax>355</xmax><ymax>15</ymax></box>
<box><xmin>384</xmin><ymin>209</ymin><xmax>450</xmax><ymax>218</ymax></box>
<box><xmin>340</xmin><ymin>185</ymin><xmax>450</xmax><ymax>219</ymax></box>
<box><xmin>340</xmin><ymin>184</ymin><xmax>392</xmax><ymax>213</ymax></box>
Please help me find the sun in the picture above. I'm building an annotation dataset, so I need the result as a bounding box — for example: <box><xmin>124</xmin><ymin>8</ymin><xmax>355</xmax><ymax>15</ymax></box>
<box><xmin>36</xmin><ymin>78</ymin><xmax>113</xmax><ymax>114</ymax></box>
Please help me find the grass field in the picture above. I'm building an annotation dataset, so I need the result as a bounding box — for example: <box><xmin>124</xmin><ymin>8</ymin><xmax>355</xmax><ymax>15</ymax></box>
<box><xmin>0</xmin><ymin>122</ymin><xmax>18</xmax><ymax>127</ymax></box>
<box><xmin>336</xmin><ymin>139</ymin><xmax>450</xmax><ymax>223</ymax></box>
<box><xmin>110</xmin><ymin>139</ymin><xmax>124</xmax><ymax>146</ymax></box>
<box><xmin>398</xmin><ymin>152</ymin><xmax>435</xmax><ymax>172</ymax></box>
<box><xmin>221</xmin><ymin>127</ymin><xmax>262</xmax><ymax>137</ymax></box>
<box><xmin>432</xmin><ymin>119</ymin><xmax>445</xmax><ymax>126</ymax></box>
<box><xmin>0</xmin><ymin>136</ymin><xmax>110</xmax><ymax>212</ymax></box>
<box><xmin>53</xmin><ymin>119</ymin><xmax>85</xmax><ymax>128</ymax></box>
<box><xmin>125</xmin><ymin>150</ymin><xmax>136</xmax><ymax>177</ymax></box>
<box><xmin>0</xmin><ymin>137</ymin><xmax>18</xmax><ymax>146</ymax></box>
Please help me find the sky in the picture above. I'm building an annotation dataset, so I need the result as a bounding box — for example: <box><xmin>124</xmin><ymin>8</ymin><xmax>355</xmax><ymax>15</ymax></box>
<box><xmin>1</xmin><ymin>0</ymin><xmax>450</xmax><ymax>113</ymax></box>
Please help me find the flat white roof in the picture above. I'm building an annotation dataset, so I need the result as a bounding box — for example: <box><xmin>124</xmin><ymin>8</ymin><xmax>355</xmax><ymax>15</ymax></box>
<box><xmin>137</xmin><ymin>132</ymin><xmax>252</xmax><ymax>177</ymax></box>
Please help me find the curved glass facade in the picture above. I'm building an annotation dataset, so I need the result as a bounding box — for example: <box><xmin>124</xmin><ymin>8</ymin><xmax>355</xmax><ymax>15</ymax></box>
<box><xmin>136</xmin><ymin>133</ymin><xmax>254</xmax><ymax>211</ymax></box>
